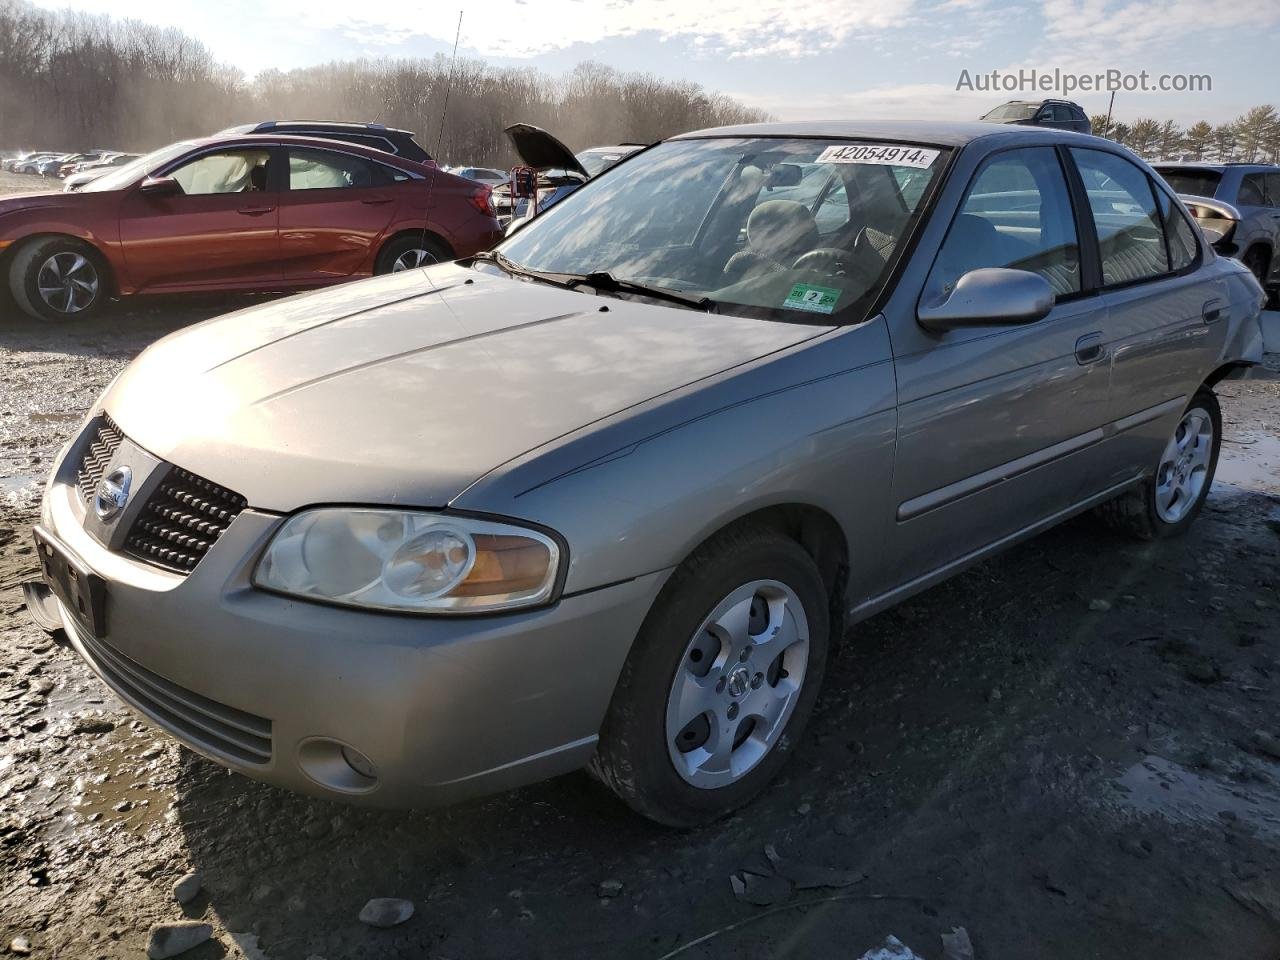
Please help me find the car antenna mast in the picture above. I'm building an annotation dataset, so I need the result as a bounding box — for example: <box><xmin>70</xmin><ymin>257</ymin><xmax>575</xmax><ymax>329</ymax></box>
<box><xmin>420</xmin><ymin>11</ymin><xmax>463</xmax><ymax>266</ymax></box>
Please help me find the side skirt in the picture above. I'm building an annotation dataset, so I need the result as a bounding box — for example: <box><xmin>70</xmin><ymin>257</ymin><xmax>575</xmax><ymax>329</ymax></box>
<box><xmin>848</xmin><ymin>473</ymin><xmax>1144</xmax><ymax>625</ymax></box>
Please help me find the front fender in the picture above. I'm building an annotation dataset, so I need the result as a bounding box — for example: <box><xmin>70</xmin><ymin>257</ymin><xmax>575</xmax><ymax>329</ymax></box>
<box><xmin>453</xmin><ymin>319</ymin><xmax>899</xmax><ymax>602</ymax></box>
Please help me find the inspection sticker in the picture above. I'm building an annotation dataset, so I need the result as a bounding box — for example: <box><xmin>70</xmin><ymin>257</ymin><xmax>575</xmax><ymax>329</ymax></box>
<box><xmin>783</xmin><ymin>283</ymin><xmax>840</xmax><ymax>314</ymax></box>
<box><xmin>815</xmin><ymin>144</ymin><xmax>939</xmax><ymax>168</ymax></box>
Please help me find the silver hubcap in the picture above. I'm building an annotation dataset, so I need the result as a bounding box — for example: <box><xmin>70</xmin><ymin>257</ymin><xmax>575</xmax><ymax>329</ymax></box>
<box><xmin>665</xmin><ymin>580</ymin><xmax>809</xmax><ymax>790</ymax></box>
<box><xmin>1155</xmin><ymin>407</ymin><xmax>1213</xmax><ymax>523</ymax></box>
<box><xmin>36</xmin><ymin>252</ymin><xmax>99</xmax><ymax>314</ymax></box>
<box><xmin>391</xmin><ymin>248</ymin><xmax>437</xmax><ymax>272</ymax></box>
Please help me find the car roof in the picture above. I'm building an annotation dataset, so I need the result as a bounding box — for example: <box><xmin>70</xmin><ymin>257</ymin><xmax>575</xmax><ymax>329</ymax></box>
<box><xmin>671</xmin><ymin>120</ymin><xmax>1098</xmax><ymax>148</ymax></box>
<box><xmin>1153</xmin><ymin>161</ymin><xmax>1276</xmax><ymax>172</ymax></box>
<box><xmin>176</xmin><ymin>133</ymin><xmax>430</xmax><ymax>169</ymax></box>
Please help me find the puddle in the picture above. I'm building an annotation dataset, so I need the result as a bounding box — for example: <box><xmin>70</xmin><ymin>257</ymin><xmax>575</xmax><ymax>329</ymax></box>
<box><xmin>67</xmin><ymin>736</ymin><xmax>173</xmax><ymax>833</ymax></box>
<box><xmin>1216</xmin><ymin>433</ymin><xmax>1280</xmax><ymax>495</ymax></box>
<box><xmin>1114</xmin><ymin>755</ymin><xmax>1280</xmax><ymax>839</ymax></box>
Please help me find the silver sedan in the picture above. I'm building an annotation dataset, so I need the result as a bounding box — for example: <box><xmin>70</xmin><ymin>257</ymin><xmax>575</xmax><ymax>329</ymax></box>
<box><xmin>26</xmin><ymin>121</ymin><xmax>1265</xmax><ymax>826</ymax></box>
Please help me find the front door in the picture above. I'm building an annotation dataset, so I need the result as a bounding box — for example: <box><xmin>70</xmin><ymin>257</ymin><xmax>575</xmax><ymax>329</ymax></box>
<box><xmin>117</xmin><ymin>146</ymin><xmax>281</xmax><ymax>291</ymax></box>
<box><xmin>278</xmin><ymin>146</ymin><xmax>401</xmax><ymax>282</ymax></box>
<box><xmin>885</xmin><ymin>145</ymin><xmax>1113</xmax><ymax>587</ymax></box>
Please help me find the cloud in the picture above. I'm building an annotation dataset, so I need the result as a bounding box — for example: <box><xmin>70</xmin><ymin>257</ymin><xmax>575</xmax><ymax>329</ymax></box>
<box><xmin>257</xmin><ymin>0</ymin><xmax>919</xmax><ymax>60</ymax></box>
<box><xmin>1040</xmin><ymin>0</ymin><xmax>1280</xmax><ymax>56</ymax></box>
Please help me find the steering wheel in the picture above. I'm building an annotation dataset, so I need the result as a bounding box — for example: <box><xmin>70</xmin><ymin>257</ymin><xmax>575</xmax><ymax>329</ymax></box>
<box><xmin>792</xmin><ymin>229</ymin><xmax>885</xmax><ymax>284</ymax></box>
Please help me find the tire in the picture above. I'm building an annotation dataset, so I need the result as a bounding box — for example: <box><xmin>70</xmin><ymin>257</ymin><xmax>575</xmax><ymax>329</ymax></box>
<box><xmin>1097</xmin><ymin>389</ymin><xmax>1221</xmax><ymax>540</ymax></box>
<box><xmin>591</xmin><ymin>524</ymin><xmax>829</xmax><ymax>827</ymax></box>
<box><xmin>374</xmin><ymin>234</ymin><xmax>451</xmax><ymax>275</ymax></box>
<box><xmin>8</xmin><ymin>237</ymin><xmax>109</xmax><ymax>322</ymax></box>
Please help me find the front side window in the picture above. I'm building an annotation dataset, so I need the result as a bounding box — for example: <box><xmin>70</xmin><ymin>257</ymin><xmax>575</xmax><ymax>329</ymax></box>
<box><xmin>170</xmin><ymin>150</ymin><xmax>271</xmax><ymax>196</ymax></box>
<box><xmin>288</xmin><ymin>149</ymin><xmax>382</xmax><ymax>190</ymax></box>
<box><xmin>81</xmin><ymin>140</ymin><xmax>196</xmax><ymax>193</ymax></box>
<box><xmin>1071</xmin><ymin>148</ymin><xmax>1170</xmax><ymax>286</ymax></box>
<box><xmin>926</xmin><ymin>147</ymin><xmax>1081</xmax><ymax>301</ymax></box>
<box><xmin>497</xmin><ymin>137</ymin><xmax>949</xmax><ymax>323</ymax></box>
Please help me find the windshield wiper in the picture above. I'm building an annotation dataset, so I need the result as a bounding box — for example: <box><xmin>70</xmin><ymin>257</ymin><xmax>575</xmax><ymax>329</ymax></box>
<box><xmin>565</xmin><ymin>271</ymin><xmax>717</xmax><ymax>312</ymax></box>
<box><xmin>469</xmin><ymin>251</ymin><xmax>577</xmax><ymax>290</ymax></box>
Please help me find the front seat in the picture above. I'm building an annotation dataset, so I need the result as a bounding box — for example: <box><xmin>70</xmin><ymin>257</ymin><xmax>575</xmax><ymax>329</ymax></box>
<box><xmin>723</xmin><ymin>200</ymin><xmax>820</xmax><ymax>284</ymax></box>
<box><xmin>247</xmin><ymin>165</ymin><xmax>268</xmax><ymax>192</ymax></box>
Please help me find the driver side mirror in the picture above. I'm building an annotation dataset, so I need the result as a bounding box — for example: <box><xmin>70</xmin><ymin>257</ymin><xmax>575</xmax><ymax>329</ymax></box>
<box><xmin>917</xmin><ymin>268</ymin><xmax>1054</xmax><ymax>332</ymax></box>
<box><xmin>139</xmin><ymin>175</ymin><xmax>182</xmax><ymax>197</ymax></box>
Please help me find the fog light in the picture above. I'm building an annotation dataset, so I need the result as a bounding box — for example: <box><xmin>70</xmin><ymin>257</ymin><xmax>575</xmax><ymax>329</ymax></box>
<box><xmin>341</xmin><ymin>745</ymin><xmax>376</xmax><ymax>779</ymax></box>
<box><xmin>297</xmin><ymin>738</ymin><xmax>379</xmax><ymax>794</ymax></box>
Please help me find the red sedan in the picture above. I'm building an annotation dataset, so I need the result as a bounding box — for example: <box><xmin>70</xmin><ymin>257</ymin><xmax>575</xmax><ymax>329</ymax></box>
<box><xmin>0</xmin><ymin>134</ymin><xmax>503</xmax><ymax>322</ymax></box>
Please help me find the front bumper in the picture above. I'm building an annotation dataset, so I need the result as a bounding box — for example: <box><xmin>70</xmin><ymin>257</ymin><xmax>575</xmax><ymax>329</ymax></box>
<box><xmin>33</xmin><ymin>480</ymin><xmax>667</xmax><ymax>807</ymax></box>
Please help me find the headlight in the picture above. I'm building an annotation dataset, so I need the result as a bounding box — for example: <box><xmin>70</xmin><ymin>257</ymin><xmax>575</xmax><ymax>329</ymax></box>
<box><xmin>253</xmin><ymin>509</ymin><xmax>562</xmax><ymax>614</ymax></box>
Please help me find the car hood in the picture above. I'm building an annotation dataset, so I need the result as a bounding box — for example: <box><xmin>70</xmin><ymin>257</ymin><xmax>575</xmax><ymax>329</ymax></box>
<box><xmin>105</xmin><ymin>264</ymin><xmax>826</xmax><ymax>512</ymax></box>
<box><xmin>503</xmin><ymin>123</ymin><xmax>588</xmax><ymax>178</ymax></box>
<box><xmin>0</xmin><ymin>191</ymin><xmax>74</xmax><ymax>213</ymax></box>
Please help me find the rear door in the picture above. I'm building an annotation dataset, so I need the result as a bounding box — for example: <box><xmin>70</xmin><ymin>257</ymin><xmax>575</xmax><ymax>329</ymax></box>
<box><xmin>117</xmin><ymin>146</ymin><xmax>281</xmax><ymax>290</ymax></box>
<box><xmin>886</xmin><ymin>145</ymin><xmax>1113</xmax><ymax>585</ymax></box>
<box><xmin>1069</xmin><ymin>147</ymin><xmax>1226</xmax><ymax>488</ymax></box>
<box><xmin>278</xmin><ymin>146</ymin><xmax>403</xmax><ymax>282</ymax></box>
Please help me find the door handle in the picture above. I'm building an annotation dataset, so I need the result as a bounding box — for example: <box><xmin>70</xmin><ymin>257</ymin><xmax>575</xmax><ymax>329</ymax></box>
<box><xmin>238</xmin><ymin>205</ymin><xmax>275</xmax><ymax>216</ymax></box>
<box><xmin>361</xmin><ymin>196</ymin><xmax>393</xmax><ymax>205</ymax></box>
<box><xmin>1074</xmin><ymin>332</ymin><xmax>1107</xmax><ymax>365</ymax></box>
<box><xmin>1202</xmin><ymin>298</ymin><xmax>1225</xmax><ymax>323</ymax></box>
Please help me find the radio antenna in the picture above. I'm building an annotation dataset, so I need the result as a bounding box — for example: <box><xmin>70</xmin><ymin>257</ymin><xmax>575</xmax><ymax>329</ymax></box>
<box><xmin>417</xmin><ymin>11</ymin><xmax>463</xmax><ymax>270</ymax></box>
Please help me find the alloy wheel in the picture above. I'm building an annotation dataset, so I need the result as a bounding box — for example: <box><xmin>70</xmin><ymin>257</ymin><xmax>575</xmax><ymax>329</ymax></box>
<box><xmin>665</xmin><ymin>580</ymin><xmax>809</xmax><ymax>789</ymax></box>
<box><xmin>36</xmin><ymin>252</ymin><xmax>99</xmax><ymax>315</ymax></box>
<box><xmin>1155</xmin><ymin>407</ymin><xmax>1214</xmax><ymax>523</ymax></box>
<box><xmin>391</xmin><ymin>248</ymin><xmax>438</xmax><ymax>272</ymax></box>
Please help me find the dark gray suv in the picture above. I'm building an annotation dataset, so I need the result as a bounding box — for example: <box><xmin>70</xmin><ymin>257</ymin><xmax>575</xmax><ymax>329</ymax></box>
<box><xmin>1153</xmin><ymin>163</ymin><xmax>1280</xmax><ymax>299</ymax></box>
<box><xmin>981</xmin><ymin>99</ymin><xmax>1092</xmax><ymax>134</ymax></box>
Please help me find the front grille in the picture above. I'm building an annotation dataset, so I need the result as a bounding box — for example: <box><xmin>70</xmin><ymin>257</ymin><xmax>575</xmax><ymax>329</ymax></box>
<box><xmin>124</xmin><ymin>467</ymin><xmax>247</xmax><ymax>574</ymax></box>
<box><xmin>75</xmin><ymin>630</ymin><xmax>272</xmax><ymax>765</ymax></box>
<box><xmin>75</xmin><ymin>415</ymin><xmax>124</xmax><ymax>503</ymax></box>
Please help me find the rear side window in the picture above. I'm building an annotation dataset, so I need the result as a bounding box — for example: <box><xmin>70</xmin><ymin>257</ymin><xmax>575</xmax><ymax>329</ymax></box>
<box><xmin>288</xmin><ymin>149</ymin><xmax>384</xmax><ymax>190</ymax></box>
<box><xmin>1154</xmin><ymin>190</ymin><xmax>1199</xmax><ymax>271</ymax></box>
<box><xmin>927</xmin><ymin>146</ymin><xmax>1081</xmax><ymax>299</ymax></box>
<box><xmin>1239</xmin><ymin>174</ymin><xmax>1266</xmax><ymax>206</ymax></box>
<box><xmin>1071</xmin><ymin>148</ymin><xmax>1169</xmax><ymax>286</ymax></box>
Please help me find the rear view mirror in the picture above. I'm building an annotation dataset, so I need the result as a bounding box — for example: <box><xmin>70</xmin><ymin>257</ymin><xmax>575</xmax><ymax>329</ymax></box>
<box><xmin>917</xmin><ymin>268</ymin><xmax>1054</xmax><ymax>332</ymax></box>
<box><xmin>1180</xmin><ymin>195</ymin><xmax>1239</xmax><ymax>247</ymax></box>
<box><xmin>766</xmin><ymin>164</ymin><xmax>803</xmax><ymax>188</ymax></box>
<box><xmin>139</xmin><ymin>175</ymin><xmax>181</xmax><ymax>197</ymax></box>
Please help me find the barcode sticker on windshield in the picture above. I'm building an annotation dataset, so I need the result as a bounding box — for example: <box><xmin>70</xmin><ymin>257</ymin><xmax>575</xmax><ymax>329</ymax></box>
<box><xmin>783</xmin><ymin>283</ymin><xmax>840</xmax><ymax>314</ymax></box>
<box><xmin>815</xmin><ymin>144</ymin><xmax>939</xmax><ymax>168</ymax></box>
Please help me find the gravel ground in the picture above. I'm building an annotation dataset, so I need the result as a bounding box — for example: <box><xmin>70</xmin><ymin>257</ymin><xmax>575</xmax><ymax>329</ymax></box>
<box><xmin>1</xmin><ymin>215</ymin><xmax>1279</xmax><ymax>958</ymax></box>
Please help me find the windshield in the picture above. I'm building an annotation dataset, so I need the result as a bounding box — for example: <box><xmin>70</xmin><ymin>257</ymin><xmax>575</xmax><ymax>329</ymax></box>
<box><xmin>81</xmin><ymin>141</ymin><xmax>196</xmax><ymax>192</ymax></box>
<box><xmin>496</xmin><ymin>137</ymin><xmax>948</xmax><ymax>323</ymax></box>
<box><xmin>983</xmin><ymin>103</ymin><xmax>1039</xmax><ymax>121</ymax></box>
<box><xmin>1153</xmin><ymin>168</ymin><xmax>1223</xmax><ymax>199</ymax></box>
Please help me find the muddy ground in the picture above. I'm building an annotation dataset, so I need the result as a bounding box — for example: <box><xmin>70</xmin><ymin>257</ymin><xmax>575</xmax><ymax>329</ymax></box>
<box><xmin>0</xmin><ymin>184</ymin><xmax>1279</xmax><ymax>957</ymax></box>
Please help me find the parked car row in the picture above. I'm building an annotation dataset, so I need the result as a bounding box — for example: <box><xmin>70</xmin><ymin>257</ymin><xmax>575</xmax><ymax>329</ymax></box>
<box><xmin>4</xmin><ymin>150</ymin><xmax>138</xmax><ymax>182</ymax></box>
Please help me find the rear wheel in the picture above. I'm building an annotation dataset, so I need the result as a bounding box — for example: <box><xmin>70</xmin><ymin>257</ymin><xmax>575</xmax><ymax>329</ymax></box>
<box><xmin>1098</xmin><ymin>389</ymin><xmax>1221</xmax><ymax>540</ymax></box>
<box><xmin>374</xmin><ymin>235</ymin><xmax>451</xmax><ymax>275</ymax></box>
<box><xmin>8</xmin><ymin>237</ymin><xmax>109</xmax><ymax>322</ymax></box>
<box><xmin>592</xmin><ymin>524</ymin><xmax>829</xmax><ymax>826</ymax></box>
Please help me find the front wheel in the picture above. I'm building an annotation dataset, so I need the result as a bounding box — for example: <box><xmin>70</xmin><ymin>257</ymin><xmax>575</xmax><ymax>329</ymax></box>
<box><xmin>592</xmin><ymin>524</ymin><xmax>829</xmax><ymax>826</ymax></box>
<box><xmin>8</xmin><ymin>237</ymin><xmax>109</xmax><ymax>322</ymax></box>
<box><xmin>1098</xmin><ymin>389</ymin><xmax>1221</xmax><ymax>540</ymax></box>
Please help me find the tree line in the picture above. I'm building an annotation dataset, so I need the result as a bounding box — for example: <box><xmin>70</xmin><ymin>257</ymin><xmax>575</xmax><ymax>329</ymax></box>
<box><xmin>1091</xmin><ymin>106</ymin><xmax>1280</xmax><ymax>163</ymax></box>
<box><xmin>0</xmin><ymin>0</ymin><xmax>767</xmax><ymax>165</ymax></box>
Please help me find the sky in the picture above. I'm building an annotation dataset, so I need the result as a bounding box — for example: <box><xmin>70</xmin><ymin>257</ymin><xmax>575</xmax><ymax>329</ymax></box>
<box><xmin>32</xmin><ymin>0</ymin><xmax>1280</xmax><ymax>126</ymax></box>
